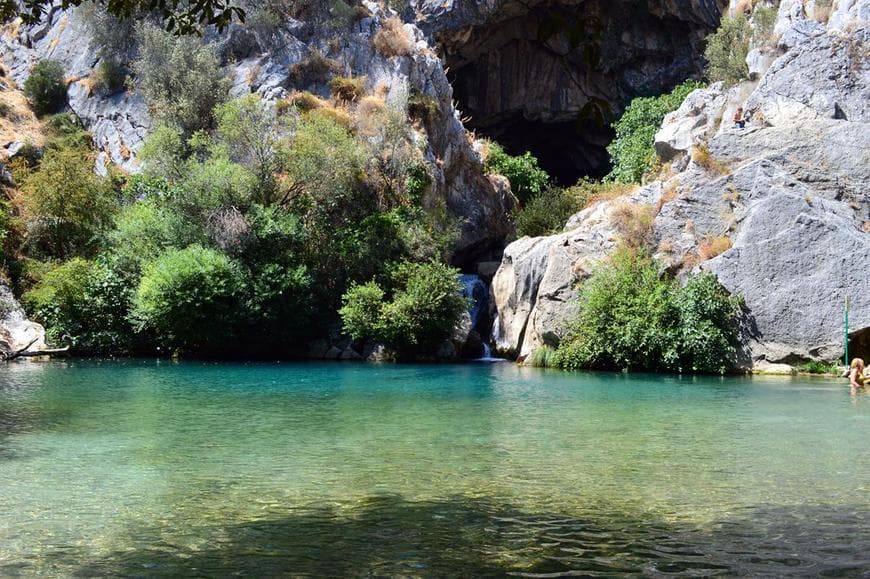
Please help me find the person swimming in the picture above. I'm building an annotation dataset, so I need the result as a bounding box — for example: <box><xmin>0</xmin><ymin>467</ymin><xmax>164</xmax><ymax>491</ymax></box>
<box><xmin>849</xmin><ymin>358</ymin><xmax>866</xmax><ymax>394</ymax></box>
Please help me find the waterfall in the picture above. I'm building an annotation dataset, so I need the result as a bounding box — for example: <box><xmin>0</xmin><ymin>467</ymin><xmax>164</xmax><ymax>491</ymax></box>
<box><xmin>459</xmin><ymin>274</ymin><xmax>488</xmax><ymax>330</ymax></box>
<box><xmin>459</xmin><ymin>274</ymin><xmax>503</xmax><ymax>361</ymax></box>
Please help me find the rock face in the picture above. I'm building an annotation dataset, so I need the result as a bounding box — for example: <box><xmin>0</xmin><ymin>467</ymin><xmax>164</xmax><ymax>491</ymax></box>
<box><xmin>414</xmin><ymin>0</ymin><xmax>727</xmax><ymax>182</ymax></box>
<box><xmin>0</xmin><ymin>2</ymin><xmax>514</xmax><ymax>264</ymax></box>
<box><xmin>0</xmin><ymin>280</ymin><xmax>46</xmax><ymax>359</ymax></box>
<box><xmin>491</xmin><ymin>4</ymin><xmax>870</xmax><ymax>369</ymax></box>
<box><xmin>491</xmin><ymin>184</ymin><xmax>662</xmax><ymax>359</ymax></box>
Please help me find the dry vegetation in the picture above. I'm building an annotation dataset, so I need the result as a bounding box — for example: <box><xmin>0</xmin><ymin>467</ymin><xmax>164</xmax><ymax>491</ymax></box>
<box><xmin>0</xmin><ymin>73</ymin><xmax>45</xmax><ymax>156</ymax></box>
<box><xmin>691</xmin><ymin>143</ymin><xmax>730</xmax><ymax>175</ymax></box>
<box><xmin>373</xmin><ymin>17</ymin><xmax>412</xmax><ymax>57</ymax></box>
<box><xmin>611</xmin><ymin>202</ymin><xmax>655</xmax><ymax>249</ymax></box>
<box><xmin>289</xmin><ymin>49</ymin><xmax>340</xmax><ymax>85</ymax></box>
<box><xmin>329</xmin><ymin>75</ymin><xmax>366</xmax><ymax>102</ymax></box>
<box><xmin>697</xmin><ymin>235</ymin><xmax>733</xmax><ymax>260</ymax></box>
<box><xmin>582</xmin><ymin>181</ymin><xmax>637</xmax><ymax>209</ymax></box>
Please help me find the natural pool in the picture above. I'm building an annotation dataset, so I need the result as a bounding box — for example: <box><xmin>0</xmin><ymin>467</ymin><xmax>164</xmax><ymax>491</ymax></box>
<box><xmin>1</xmin><ymin>360</ymin><xmax>868</xmax><ymax>577</ymax></box>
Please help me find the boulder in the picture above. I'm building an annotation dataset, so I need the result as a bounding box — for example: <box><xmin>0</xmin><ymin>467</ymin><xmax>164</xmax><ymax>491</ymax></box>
<box><xmin>655</xmin><ymin>83</ymin><xmax>727</xmax><ymax>161</ymax></box>
<box><xmin>0</xmin><ymin>280</ymin><xmax>47</xmax><ymax>359</ymax></box>
<box><xmin>745</xmin><ymin>27</ymin><xmax>870</xmax><ymax>125</ymax></box>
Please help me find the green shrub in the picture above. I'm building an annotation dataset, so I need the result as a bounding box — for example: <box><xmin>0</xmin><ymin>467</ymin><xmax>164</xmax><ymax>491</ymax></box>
<box><xmin>528</xmin><ymin>345</ymin><xmax>558</xmax><ymax>368</ymax></box>
<box><xmin>43</xmin><ymin>113</ymin><xmax>93</xmax><ymax>151</ymax></box>
<box><xmin>19</xmin><ymin>145</ymin><xmax>117</xmax><ymax>259</ymax></box>
<box><xmin>132</xmin><ymin>24</ymin><xmax>229</xmax><ymax>135</ymax></box>
<box><xmin>675</xmin><ymin>271</ymin><xmax>742</xmax><ymax>373</ymax></box>
<box><xmin>555</xmin><ymin>249</ymin><xmax>740</xmax><ymax>373</ymax></box>
<box><xmin>338</xmin><ymin>281</ymin><xmax>385</xmax><ymax>342</ymax></box>
<box><xmin>286</xmin><ymin>110</ymin><xmax>366</xmax><ymax>221</ymax></box>
<box><xmin>339</xmin><ymin>261</ymin><xmax>466</xmax><ymax>357</ymax></box>
<box><xmin>752</xmin><ymin>5</ymin><xmax>777</xmax><ymax>44</ymax></box>
<box><xmin>23</xmin><ymin>258</ymin><xmax>136</xmax><ymax>353</ymax></box>
<box><xmin>484</xmin><ymin>142</ymin><xmax>550</xmax><ymax>203</ymax></box>
<box><xmin>23</xmin><ymin>60</ymin><xmax>67</xmax><ymax>116</ymax></box>
<box><xmin>214</xmin><ymin>95</ymin><xmax>287</xmax><ymax>202</ymax></box>
<box><xmin>132</xmin><ymin>245</ymin><xmax>245</xmax><ymax>354</ymax></box>
<box><xmin>606</xmin><ymin>80</ymin><xmax>703</xmax><ymax>183</ymax></box>
<box><xmin>96</xmin><ymin>58</ymin><xmax>127</xmax><ymax>94</ymax></box>
<box><xmin>408</xmin><ymin>90</ymin><xmax>439</xmax><ymax>124</ymax></box>
<box><xmin>329</xmin><ymin>75</ymin><xmax>365</xmax><ymax>102</ymax></box>
<box><xmin>704</xmin><ymin>16</ymin><xmax>751</xmax><ymax>87</ymax></box>
<box><xmin>108</xmin><ymin>199</ymin><xmax>193</xmax><ymax>272</ymax></box>
<box><xmin>798</xmin><ymin>360</ymin><xmax>840</xmax><ymax>375</ymax></box>
<box><xmin>515</xmin><ymin>187</ymin><xmax>583</xmax><ymax>237</ymax></box>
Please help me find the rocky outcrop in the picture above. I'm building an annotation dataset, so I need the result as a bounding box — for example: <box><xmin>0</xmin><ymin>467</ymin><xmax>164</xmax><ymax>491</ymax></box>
<box><xmin>0</xmin><ymin>280</ymin><xmax>46</xmax><ymax>359</ymax></box>
<box><xmin>492</xmin><ymin>184</ymin><xmax>662</xmax><ymax>359</ymax></box>
<box><xmin>413</xmin><ymin>0</ymin><xmax>727</xmax><ymax>182</ymax></box>
<box><xmin>491</xmin><ymin>3</ymin><xmax>870</xmax><ymax>369</ymax></box>
<box><xmin>0</xmin><ymin>2</ymin><xmax>514</xmax><ymax>263</ymax></box>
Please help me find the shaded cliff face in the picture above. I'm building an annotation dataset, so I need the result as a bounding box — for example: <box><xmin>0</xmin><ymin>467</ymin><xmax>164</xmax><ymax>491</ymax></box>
<box><xmin>414</xmin><ymin>0</ymin><xmax>726</xmax><ymax>183</ymax></box>
<box><xmin>489</xmin><ymin>0</ymin><xmax>870</xmax><ymax>369</ymax></box>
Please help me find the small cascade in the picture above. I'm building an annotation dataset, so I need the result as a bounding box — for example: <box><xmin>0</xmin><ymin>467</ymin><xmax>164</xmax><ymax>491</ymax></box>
<box><xmin>460</xmin><ymin>274</ymin><xmax>504</xmax><ymax>362</ymax></box>
<box><xmin>459</xmin><ymin>274</ymin><xmax>488</xmax><ymax>330</ymax></box>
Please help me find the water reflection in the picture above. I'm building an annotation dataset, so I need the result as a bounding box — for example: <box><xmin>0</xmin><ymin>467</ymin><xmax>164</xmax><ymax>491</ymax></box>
<box><xmin>13</xmin><ymin>494</ymin><xmax>869</xmax><ymax>577</ymax></box>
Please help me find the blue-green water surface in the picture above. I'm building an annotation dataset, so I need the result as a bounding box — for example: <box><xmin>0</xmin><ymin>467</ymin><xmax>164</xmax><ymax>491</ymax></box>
<box><xmin>1</xmin><ymin>360</ymin><xmax>869</xmax><ymax>576</ymax></box>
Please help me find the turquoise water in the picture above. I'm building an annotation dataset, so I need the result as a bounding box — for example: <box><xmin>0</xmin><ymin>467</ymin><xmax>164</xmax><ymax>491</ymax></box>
<box><xmin>1</xmin><ymin>360</ymin><xmax>869</xmax><ymax>577</ymax></box>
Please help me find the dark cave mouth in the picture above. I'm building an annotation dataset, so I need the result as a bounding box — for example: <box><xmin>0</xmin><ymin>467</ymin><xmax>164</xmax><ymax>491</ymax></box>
<box><xmin>467</xmin><ymin>114</ymin><xmax>615</xmax><ymax>186</ymax></box>
<box><xmin>439</xmin><ymin>0</ymin><xmax>723</xmax><ymax>187</ymax></box>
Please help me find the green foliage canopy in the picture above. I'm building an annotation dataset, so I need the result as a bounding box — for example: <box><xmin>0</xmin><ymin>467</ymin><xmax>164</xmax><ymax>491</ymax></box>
<box><xmin>555</xmin><ymin>249</ymin><xmax>741</xmax><ymax>374</ymax></box>
<box><xmin>340</xmin><ymin>261</ymin><xmax>467</xmax><ymax>358</ymax></box>
<box><xmin>484</xmin><ymin>143</ymin><xmax>550</xmax><ymax>203</ymax></box>
<box><xmin>606</xmin><ymin>80</ymin><xmax>703</xmax><ymax>183</ymax></box>
<box><xmin>2</xmin><ymin>0</ymin><xmax>245</xmax><ymax>35</ymax></box>
<box><xmin>704</xmin><ymin>15</ymin><xmax>751</xmax><ymax>87</ymax></box>
<box><xmin>23</xmin><ymin>60</ymin><xmax>67</xmax><ymax>116</ymax></box>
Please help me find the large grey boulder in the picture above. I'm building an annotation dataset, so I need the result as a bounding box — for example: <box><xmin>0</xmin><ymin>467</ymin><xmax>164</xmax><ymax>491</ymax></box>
<box><xmin>745</xmin><ymin>26</ymin><xmax>870</xmax><ymax>125</ymax></box>
<box><xmin>0</xmin><ymin>281</ymin><xmax>46</xmax><ymax>359</ymax></box>
<box><xmin>655</xmin><ymin>83</ymin><xmax>727</xmax><ymax>161</ymax></box>
<box><xmin>703</xmin><ymin>188</ymin><xmax>869</xmax><ymax>363</ymax></box>
<box><xmin>490</xmin><ymin>9</ymin><xmax>870</xmax><ymax>368</ymax></box>
<box><xmin>491</xmin><ymin>183</ymin><xmax>662</xmax><ymax>358</ymax></box>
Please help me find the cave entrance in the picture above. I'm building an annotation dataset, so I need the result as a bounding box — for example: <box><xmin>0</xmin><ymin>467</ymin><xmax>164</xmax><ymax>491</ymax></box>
<box><xmin>849</xmin><ymin>327</ymin><xmax>870</xmax><ymax>363</ymax></box>
<box><xmin>438</xmin><ymin>0</ymin><xmax>724</xmax><ymax>186</ymax></box>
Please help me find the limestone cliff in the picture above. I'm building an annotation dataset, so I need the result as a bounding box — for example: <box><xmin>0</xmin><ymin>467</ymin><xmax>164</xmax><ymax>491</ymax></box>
<box><xmin>491</xmin><ymin>0</ymin><xmax>870</xmax><ymax>370</ymax></box>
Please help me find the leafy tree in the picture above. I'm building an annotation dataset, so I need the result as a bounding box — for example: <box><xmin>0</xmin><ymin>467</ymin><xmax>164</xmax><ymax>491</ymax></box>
<box><xmin>484</xmin><ymin>142</ymin><xmax>549</xmax><ymax>203</ymax></box>
<box><xmin>606</xmin><ymin>80</ymin><xmax>703</xmax><ymax>183</ymax></box>
<box><xmin>340</xmin><ymin>261</ymin><xmax>466</xmax><ymax>358</ymax></box>
<box><xmin>18</xmin><ymin>146</ymin><xmax>117</xmax><ymax>259</ymax></box>
<box><xmin>675</xmin><ymin>272</ymin><xmax>742</xmax><ymax>373</ymax></box>
<box><xmin>284</xmin><ymin>110</ymin><xmax>365</xmax><ymax>215</ymax></box>
<box><xmin>132</xmin><ymin>245</ymin><xmax>245</xmax><ymax>354</ymax></box>
<box><xmin>213</xmin><ymin>95</ymin><xmax>288</xmax><ymax>204</ymax></box>
<box><xmin>23</xmin><ymin>257</ymin><xmax>137</xmax><ymax>353</ymax></box>
<box><xmin>132</xmin><ymin>23</ymin><xmax>230</xmax><ymax>135</ymax></box>
<box><xmin>704</xmin><ymin>16</ymin><xmax>751</xmax><ymax>87</ymax></box>
<box><xmin>3</xmin><ymin>0</ymin><xmax>245</xmax><ymax>35</ymax></box>
<box><xmin>23</xmin><ymin>60</ymin><xmax>67</xmax><ymax>116</ymax></box>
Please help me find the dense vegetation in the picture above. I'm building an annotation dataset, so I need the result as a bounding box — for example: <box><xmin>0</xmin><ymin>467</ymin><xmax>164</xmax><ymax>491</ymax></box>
<box><xmin>605</xmin><ymin>80</ymin><xmax>703</xmax><ymax>183</ymax></box>
<box><xmin>509</xmin><ymin>80</ymin><xmax>701</xmax><ymax>237</ymax></box>
<box><xmin>9</xmin><ymin>48</ymin><xmax>460</xmax><ymax>357</ymax></box>
<box><xmin>553</xmin><ymin>249</ymin><xmax>742</xmax><ymax>374</ymax></box>
<box><xmin>2</xmin><ymin>0</ymin><xmax>245</xmax><ymax>34</ymax></box>
<box><xmin>704</xmin><ymin>15</ymin><xmax>751</xmax><ymax>87</ymax></box>
<box><xmin>23</xmin><ymin>60</ymin><xmax>67</xmax><ymax>116</ymax></box>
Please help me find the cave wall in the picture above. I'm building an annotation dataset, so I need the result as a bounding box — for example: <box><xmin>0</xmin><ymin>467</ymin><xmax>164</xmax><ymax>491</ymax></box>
<box><xmin>413</xmin><ymin>0</ymin><xmax>727</xmax><ymax>183</ymax></box>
